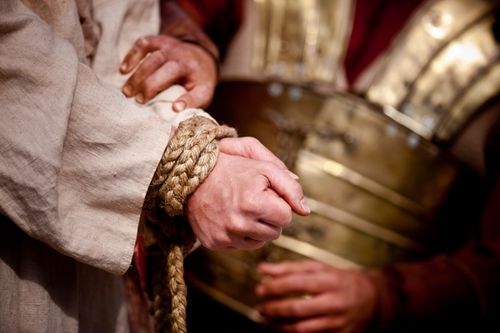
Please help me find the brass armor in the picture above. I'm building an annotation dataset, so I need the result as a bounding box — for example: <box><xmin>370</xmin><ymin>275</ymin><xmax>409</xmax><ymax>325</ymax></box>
<box><xmin>252</xmin><ymin>0</ymin><xmax>353</xmax><ymax>84</ymax></box>
<box><xmin>186</xmin><ymin>0</ymin><xmax>500</xmax><ymax>325</ymax></box>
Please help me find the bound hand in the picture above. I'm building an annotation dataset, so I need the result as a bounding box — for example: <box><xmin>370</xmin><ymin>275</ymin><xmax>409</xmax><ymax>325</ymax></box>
<box><xmin>185</xmin><ymin>150</ymin><xmax>310</xmax><ymax>251</ymax></box>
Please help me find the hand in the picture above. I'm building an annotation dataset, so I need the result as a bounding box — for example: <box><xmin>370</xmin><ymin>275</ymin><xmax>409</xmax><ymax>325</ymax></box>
<box><xmin>256</xmin><ymin>260</ymin><xmax>377</xmax><ymax>333</ymax></box>
<box><xmin>120</xmin><ymin>35</ymin><xmax>217</xmax><ymax>111</ymax></box>
<box><xmin>185</xmin><ymin>151</ymin><xmax>310</xmax><ymax>251</ymax></box>
<box><xmin>218</xmin><ymin>137</ymin><xmax>299</xmax><ymax>180</ymax></box>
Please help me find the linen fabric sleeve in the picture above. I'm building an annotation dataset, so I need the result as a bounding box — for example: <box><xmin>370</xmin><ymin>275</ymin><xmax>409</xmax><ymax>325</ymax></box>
<box><xmin>0</xmin><ymin>0</ymin><xmax>205</xmax><ymax>275</ymax></box>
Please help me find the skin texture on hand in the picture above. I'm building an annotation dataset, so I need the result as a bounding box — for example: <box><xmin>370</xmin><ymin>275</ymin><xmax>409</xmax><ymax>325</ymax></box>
<box><xmin>256</xmin><ymin>260</ymin><xmax>378</xmax><ymax>333</ymax></box>
<box><xmin>185</xmin><ymin>148</ymin><xmax>310</xmax><ymax>251</ymax></box>
<box><xmin>120</xmin><ymin>35</ymin><xmax>217</xmax><ymax>111</ymax></box>
<box><xmin>219</xmin><ymin>137</ymin><xmax>300</xmax><ymax>180</ymax></box>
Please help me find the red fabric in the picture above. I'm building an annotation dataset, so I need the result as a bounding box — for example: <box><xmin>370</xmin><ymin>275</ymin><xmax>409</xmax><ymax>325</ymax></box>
<box><xmin>133</xmin><ymin>234</ymin><xmax>147</xmax><ymax>292</ymax></box>
<box><xmin>177</xmin><ymin>0</ymin><xmax>422</xmax><ymax>84</ymax></box>
<box><xmin>176</xmin><ymin>0</ymin><xmax>243</xmax><ymax>59</ymax></box>
<box><xmin>175</xmin><ymin>0</ymin><xmax>242</xmax><ymax>31</ymax></box>
<box><xmin>344</xmin><ymin>0</ymin><xmax>424</xmax><ymax>86</ymax></box>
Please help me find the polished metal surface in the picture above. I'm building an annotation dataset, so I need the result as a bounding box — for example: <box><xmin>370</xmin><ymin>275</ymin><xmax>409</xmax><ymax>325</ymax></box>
<box><xmin>367</xmin><ymin>0</ymin><xmax>499</xmax><ymax>142</ymax></box>
<box><xmin>186</xmin><ymin>0</ymin><xmax>499</xmax><ymax>324</ymax></box>
<box><xmin>252</xmin><ymin>0</ymin><xmax>353</xmax><ymax>84</ymax></box>
<box><xmin>188</xmin><ymin>81</ymin><xmax>460</xmax><ymax>322</ymax></box>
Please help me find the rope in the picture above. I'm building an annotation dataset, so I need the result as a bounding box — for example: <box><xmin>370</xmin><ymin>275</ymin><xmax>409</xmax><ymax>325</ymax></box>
<box><xmin>144</xmin><ymin>116</ymin><xmax>237</xmax><ymax>333</ymax></box>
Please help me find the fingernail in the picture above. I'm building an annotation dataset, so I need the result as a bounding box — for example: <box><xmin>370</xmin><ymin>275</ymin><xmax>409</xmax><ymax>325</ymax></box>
<box><xmin>120</xmin><ymin>62</ymin><xmax>128</xmax><ymax>72</ymax></box>
<box><xmin>123</xmin><ymin>85</ymin><xmax>132</xmax><ymax>96</ymax></box>
<box><xmin>173</xmin><ymin>100</ymin><xmax>186</xmax><ymax>112</ymax></box>
<box><xmin>300</xmin><ymin>198</ymin><xmax>311</xmax><ymax>214</ymax></box>
<box><xmin>135</xmin><ymin>93</ymin><xmax>145</xmax><ymax>104</ymax></box>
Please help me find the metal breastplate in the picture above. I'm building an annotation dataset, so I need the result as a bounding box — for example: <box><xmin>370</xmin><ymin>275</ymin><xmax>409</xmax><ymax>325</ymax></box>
<box><xmin>251</xmin><ymin>0</ymin><xmax>353</xmax><ymax>84</ymax></box>
<box><xmin>186</xmin><ymin>0</ymin><xmax>500</xmax><ymax>324</ymax></box>
<box><xmin>367</xmin><ymin>0</ymin><xmax>500</xmax><ymax>142</ymax></box>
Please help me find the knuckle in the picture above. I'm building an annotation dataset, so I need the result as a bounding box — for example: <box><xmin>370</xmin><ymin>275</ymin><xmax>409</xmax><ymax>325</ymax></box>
<box><xmin>169</xmin><ymin>60</ymin><xmax>183</xmax><ymax>75</ymax></box>
<box><xmin>127</xmin><ymin>74</ymin><xmax>140</xmax><ymax>87</ymax></box>
<box><xmin>290</xmin><ymin>181</ymin><xmax>302</xmax><ymax>195</ymax></box>
<box><xmin>274</xmin><ymin>208</ymin><xmax>293</xmax><ymax>228</ymax></box>
<box><xmin>270</xmin><ymin>227</ymin><xmax>282</xmax><ymax>240</ymax></box>
<box><xmin>287</xmin><ymin>302</ymin><xmax>301</xmax><ymax>317</ymax></box>
<box><xmin>227</xmin><ymin>218</ymin><xmax>247</xmax><ymax>235</ymax></box>
<box><xmin>142</xmin><ymin>78</ymin><xmax>161</xmax><ymax>97</ymax></box>
<box><xmin>240</xmin><ymin>196</ymin><xmax>260</xmax><ymax>215</ymax></box>
<box><xmin>135</xmin><ymin>36</ymin><xmax>149</xmax><ymax>48</ymax></box>
<box><xmin>264</xmin><ymin>160</ymin><xmax>279</xmax><ymax>174</ymax></box>
<box><xmin>244</xmin><ymin>136</ymin><xmax>259</xmax><ymax>146</ymax></box>
<box><xmin>283</xmin><ymin>209</ymin><xmax>293</xmax><ymax>225</ymax></box>
<box><xmin>163</xmin><ymin>35</ymin><xmax>180</xmax><ymax>46</ymax></box>
<box><xmin>152</xmin><ymin>51</ymin><xmax>166</xmax><ymax>66</ymax></box>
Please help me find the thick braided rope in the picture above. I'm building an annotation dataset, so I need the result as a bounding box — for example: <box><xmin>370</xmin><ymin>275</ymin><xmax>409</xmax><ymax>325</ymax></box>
<box><xmin>152</xmin><ymin>116</ymin><xmax>236</xmax><ymax>215</ymax></box>
<box><xmin>148</xmin><ymin>116</ymin><xmax>236</xmax><ymax>333</ymax></box>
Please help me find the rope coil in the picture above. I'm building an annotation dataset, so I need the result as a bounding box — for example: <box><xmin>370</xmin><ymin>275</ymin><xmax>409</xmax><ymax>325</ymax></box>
<box><xmin>144</xmin><ymin>116</ymin><xmax>237</xmax><ymax>333</ymax></box>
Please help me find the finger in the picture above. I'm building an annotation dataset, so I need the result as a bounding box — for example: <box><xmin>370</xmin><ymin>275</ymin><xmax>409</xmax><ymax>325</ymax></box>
<box><xmin>257</xmin><ymin>260</ymin><xmax>330</xmax><ymax>277</ymax></box>
<box><xmin>173</xmin><ymin>83</ymin><xmax>214</xmax><ymax>111</ymax></box>
<box><xmin>197</xmin><ymin>219</ymin><xmax>271</xmax><ymax>251</ymax></box>
<box><xmin>120</xmin><ymin>40</ymin><xmax>149</xmax><ymax>74</ymax></box>
<box><xmin>219</xmin><ymin>137</ymin><xmax>291</xmax><ymax>172</ymax></box>
<box><xmin>255</xmin><ymin>189</ymin><xmax>293</xmax><ymax>228</ymax></box>
<box><xmin>123</xmin><ymin>50</ymin><xmax>176</xmax><ymax>99</ymax></box>
<box><xmin>276</xmin><ymin>316</ymin><xmax>343</xmax><ymax>333</ymax></box>
<box><xmin>256</xmin><ymin>272</ymin><xmax>336</xmax><ymax>297</ymax></box>
<box><xmin>241</xmin><ymin>237</ymin><xmax>267</xmax><ymax>250</ymax></box>
<box><xmin>228</xmin><ymin>216</ymin><xmax>283</xmax><ymax>243</ymax></box>
<box><xmin>261</xmin><ymin>164</ymin><xmax>310</xmax><ymax>216</ymax></box>
<box><xmin>223</xmin><ymin>236</ymin><xmax>266</xmax><ymax>251</ymax></box>
<box><xmin>120</xmin><ymin>35</ymin><xmax>176</xmax><ymax>74</ymax></box>
<box><xmin>247</xmin><ymin>223</ymin><xmax>283</xmax><ymax>242</ymax></box>
<box><xmin>257</xmin><ymin>293</ymin><xmax>336</xmax><ymax>319</ymax></box>
<box><xmin>140</xmin><ymin>60</ymin><xmax>186</xmax><ymax>102</ymax></box>
<box><xmin>196</xmin><ymin>229</ymin><xmax>266</xmax><ymax>251</ymax></box>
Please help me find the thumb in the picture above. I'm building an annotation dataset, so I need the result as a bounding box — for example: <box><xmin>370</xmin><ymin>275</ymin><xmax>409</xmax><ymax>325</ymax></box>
<box><xmin>261</xmin><ymin>163</ymin><xmax>310</xmax><ymax>216</ymax></box>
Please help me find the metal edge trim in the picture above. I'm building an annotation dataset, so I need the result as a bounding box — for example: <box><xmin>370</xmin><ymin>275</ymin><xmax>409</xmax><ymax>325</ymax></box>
<box><xmin>272</xmin><ymin>235</ymin><xmax>361</xmax><ymax>269</ymax></box>
<box><xmin>299</xmin><ymin>150</ymin><xmax>426</xmax><ymax>216</ymax></box>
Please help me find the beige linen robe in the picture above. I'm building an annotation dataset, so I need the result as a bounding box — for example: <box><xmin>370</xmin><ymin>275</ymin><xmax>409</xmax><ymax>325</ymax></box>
<box><xmin>0</xmin><ymin>0</ymin><xmax>209</xmax><ymax>331</ymax></box>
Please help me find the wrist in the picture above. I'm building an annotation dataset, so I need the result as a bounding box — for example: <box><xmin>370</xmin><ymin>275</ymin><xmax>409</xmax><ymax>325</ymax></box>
<box><xmin>365</xmin><ymin>268</ymin><xmax>404</xmax><ymax>332</ymax></box>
